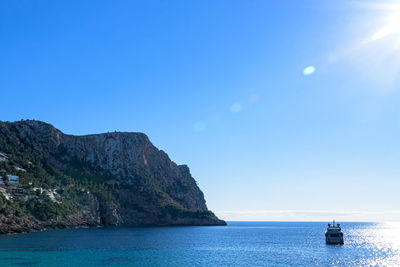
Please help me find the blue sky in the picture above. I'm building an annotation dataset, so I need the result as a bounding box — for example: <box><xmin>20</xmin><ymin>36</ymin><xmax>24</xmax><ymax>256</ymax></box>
<box><xmin>1</xmin><ymin>0</ymin><xmax>400</xmax><ymax>221</ymax></box>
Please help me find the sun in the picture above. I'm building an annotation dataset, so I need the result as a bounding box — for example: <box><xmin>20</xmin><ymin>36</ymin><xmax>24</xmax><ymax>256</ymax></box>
<box><xmin>364</xmin><ymin>3</ymin><xmax>400</xmax><ymax>47</ymax></box>
<box><xmin>371</xmin><ymin>17</ymin><xmax>400</xmax><ymax>41</ymax></box>
<box><xmin>340</xmin><ymin>1</ymin><xmax>400</xmax><ymax>88</ymax></box>
<box><xmin>370</xmin><ymin>13</ymin><xmax>400</xmax><ymax>43</ymax></box>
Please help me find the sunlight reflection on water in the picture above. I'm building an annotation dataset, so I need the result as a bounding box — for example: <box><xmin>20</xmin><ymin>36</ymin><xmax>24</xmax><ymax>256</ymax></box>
<box><xmin>348</xmin><ymin>222</ymin><xmax>400</xmax><ymax>266</ymax></box>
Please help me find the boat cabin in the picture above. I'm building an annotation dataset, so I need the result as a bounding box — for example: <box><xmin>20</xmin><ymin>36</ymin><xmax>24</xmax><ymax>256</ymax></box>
<box><xmin>325</xmin><ymin>220</ymin><xmax>344</xmax><ymax>245</ymax></box>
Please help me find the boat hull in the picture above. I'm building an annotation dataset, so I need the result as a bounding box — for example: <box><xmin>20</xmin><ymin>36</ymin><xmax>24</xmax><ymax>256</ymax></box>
<box><xmin>325</xmin><ymin>234</ymin><xmax>344</xmax><ymax>245</ymax></box>
<box><xmin>325</xmin><ymin>240</ymin><xmax>344</xmax><ymax>245</ymax></box>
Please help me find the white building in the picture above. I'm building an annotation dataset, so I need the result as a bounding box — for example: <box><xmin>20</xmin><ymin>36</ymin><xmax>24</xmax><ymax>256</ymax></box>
<box><xmin>14</xmin><ymin>166</ymin><xmax>26</xmax><ymax>172</ymax></box>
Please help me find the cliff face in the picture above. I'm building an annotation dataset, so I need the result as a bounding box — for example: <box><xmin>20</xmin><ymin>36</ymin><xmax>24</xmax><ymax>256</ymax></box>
<box><xmin>0</xmin><ymin>120</ymin><xmax>225</xmax><ymax>234</ymax></box>
<box><xmin>60</xmin><ymin>132</ymin><xmax>208</xmax><ymax>211</ymax></box>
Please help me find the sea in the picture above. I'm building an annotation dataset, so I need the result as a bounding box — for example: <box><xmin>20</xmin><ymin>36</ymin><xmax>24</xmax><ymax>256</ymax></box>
<box><xmin>0</xmin><ymin>222</ymin><xmax>399</xmax><ymax>266</ymax></box>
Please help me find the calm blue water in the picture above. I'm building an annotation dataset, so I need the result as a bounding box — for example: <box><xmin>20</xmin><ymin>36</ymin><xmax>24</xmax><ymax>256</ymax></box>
<box><xmin>0</xmin><ymin>222</ymin><xmax>399</xmax><ymax>266</ymax></box>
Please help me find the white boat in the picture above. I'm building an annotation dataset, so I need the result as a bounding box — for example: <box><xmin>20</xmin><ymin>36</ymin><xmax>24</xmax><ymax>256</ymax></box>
<box><xmin>325</xmin><ymin>220</ymin><xmax>344</xmax><ymax>245</ymax></box>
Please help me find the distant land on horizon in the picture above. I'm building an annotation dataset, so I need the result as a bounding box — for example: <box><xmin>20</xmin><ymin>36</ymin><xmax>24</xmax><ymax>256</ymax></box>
<box><xmin>0</xmin><ymin>119</ymin><xmax>225</xmax><ymax>234</ymax></box>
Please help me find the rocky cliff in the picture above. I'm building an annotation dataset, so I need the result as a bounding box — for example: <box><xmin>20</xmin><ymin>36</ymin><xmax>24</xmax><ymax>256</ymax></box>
<box><xmin>0</xmin><ymin>120</ymin><xmax>225</xmax><ymax>234</ymax></box>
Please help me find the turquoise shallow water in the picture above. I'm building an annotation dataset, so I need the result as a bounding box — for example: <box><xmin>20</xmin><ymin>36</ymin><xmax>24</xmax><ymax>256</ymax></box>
<box><xmin>0</xmin><ymin>222</ymin><xmax>399</xmax><ymax>266</ymax></box>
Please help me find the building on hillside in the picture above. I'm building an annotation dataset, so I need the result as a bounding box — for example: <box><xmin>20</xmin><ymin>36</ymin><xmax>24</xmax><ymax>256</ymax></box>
<box><xmin>8</xmin><ymin>187</ymin><xmax>25</xmax><ymax>199</ymax></box>
<box><xmin>0</xmin><ymin>187</ymin><xmax>9</xmax><ymax>199</ymax></box>
<box><xmin>33</xmin><ymin>187</ymin><xmax>44</xmax><ymax>194</ymax></box>
<box><xmin>0</xmin><ymin>152</ymin><xmax>8</xmax><ymax>162</ymax></box>
<box><xmin>14</xmin><ymin>166</ymin><xmax>26</xmax><ymax>172</ymax></box>
<box><xmin>6</xmin><ymin>175</ymin><xmax>19</xmax><ymax>185</ymax></box>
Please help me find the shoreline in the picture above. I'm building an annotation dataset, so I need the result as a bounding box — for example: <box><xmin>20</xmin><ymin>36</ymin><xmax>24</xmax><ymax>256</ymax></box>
<box><xmin>0</xmin><ymin>220</ymin><xmax>227</xmax><ymax>236</ymax></box>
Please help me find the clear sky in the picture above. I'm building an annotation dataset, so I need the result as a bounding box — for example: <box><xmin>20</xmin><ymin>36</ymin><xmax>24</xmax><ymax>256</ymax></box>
<box><xmin>1</xmin><ymin>0</ymin><xmax>400</xmax><ymax>221</ymax></box>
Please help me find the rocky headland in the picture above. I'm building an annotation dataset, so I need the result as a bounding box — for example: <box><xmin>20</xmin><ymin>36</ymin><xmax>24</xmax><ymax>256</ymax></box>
<box><xmin>0</xmin><ymin>120</ymin><xmax>225</xmax><ymax>234</ymax></box>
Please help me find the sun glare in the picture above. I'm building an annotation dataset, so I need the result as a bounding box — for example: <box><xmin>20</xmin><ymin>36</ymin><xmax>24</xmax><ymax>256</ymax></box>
<box><xmin>365</xmin><ymin>3</ymin><xmax>400</xmax><ymax>46</ymax></box>
<box><xmin>370</xmin><ymin>12</ymin><xmax>400</xmax><ymax>43</ymax></box>
<box><xmin>336</xmin><ymin>1</ymin><xmax>400</xmax><ymax>87</ymax></box>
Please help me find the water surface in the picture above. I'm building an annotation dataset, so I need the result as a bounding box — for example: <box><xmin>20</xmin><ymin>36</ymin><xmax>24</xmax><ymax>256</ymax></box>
<box><xmin>0</xmin><ymin>222</ymin><xmax>399</xmax><ymax>266</ymax></box>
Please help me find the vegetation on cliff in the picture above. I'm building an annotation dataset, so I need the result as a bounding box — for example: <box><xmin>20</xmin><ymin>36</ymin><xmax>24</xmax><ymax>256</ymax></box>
<box><xmin>0</xmin><ymin>120</ymin><xmax>225</xmax><ymax>234</ymax></box>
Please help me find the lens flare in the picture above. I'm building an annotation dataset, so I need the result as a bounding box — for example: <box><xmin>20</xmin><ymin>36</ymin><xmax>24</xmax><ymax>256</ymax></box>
<box><xmin>230</xmin><ymin>103</ymin><xmax>242</xmax><ymax>113</ymax></box>
<box><xmin>303</xmin><ymin>66</ymin><xmax>316</xmax><ymax>76</ymax></box>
